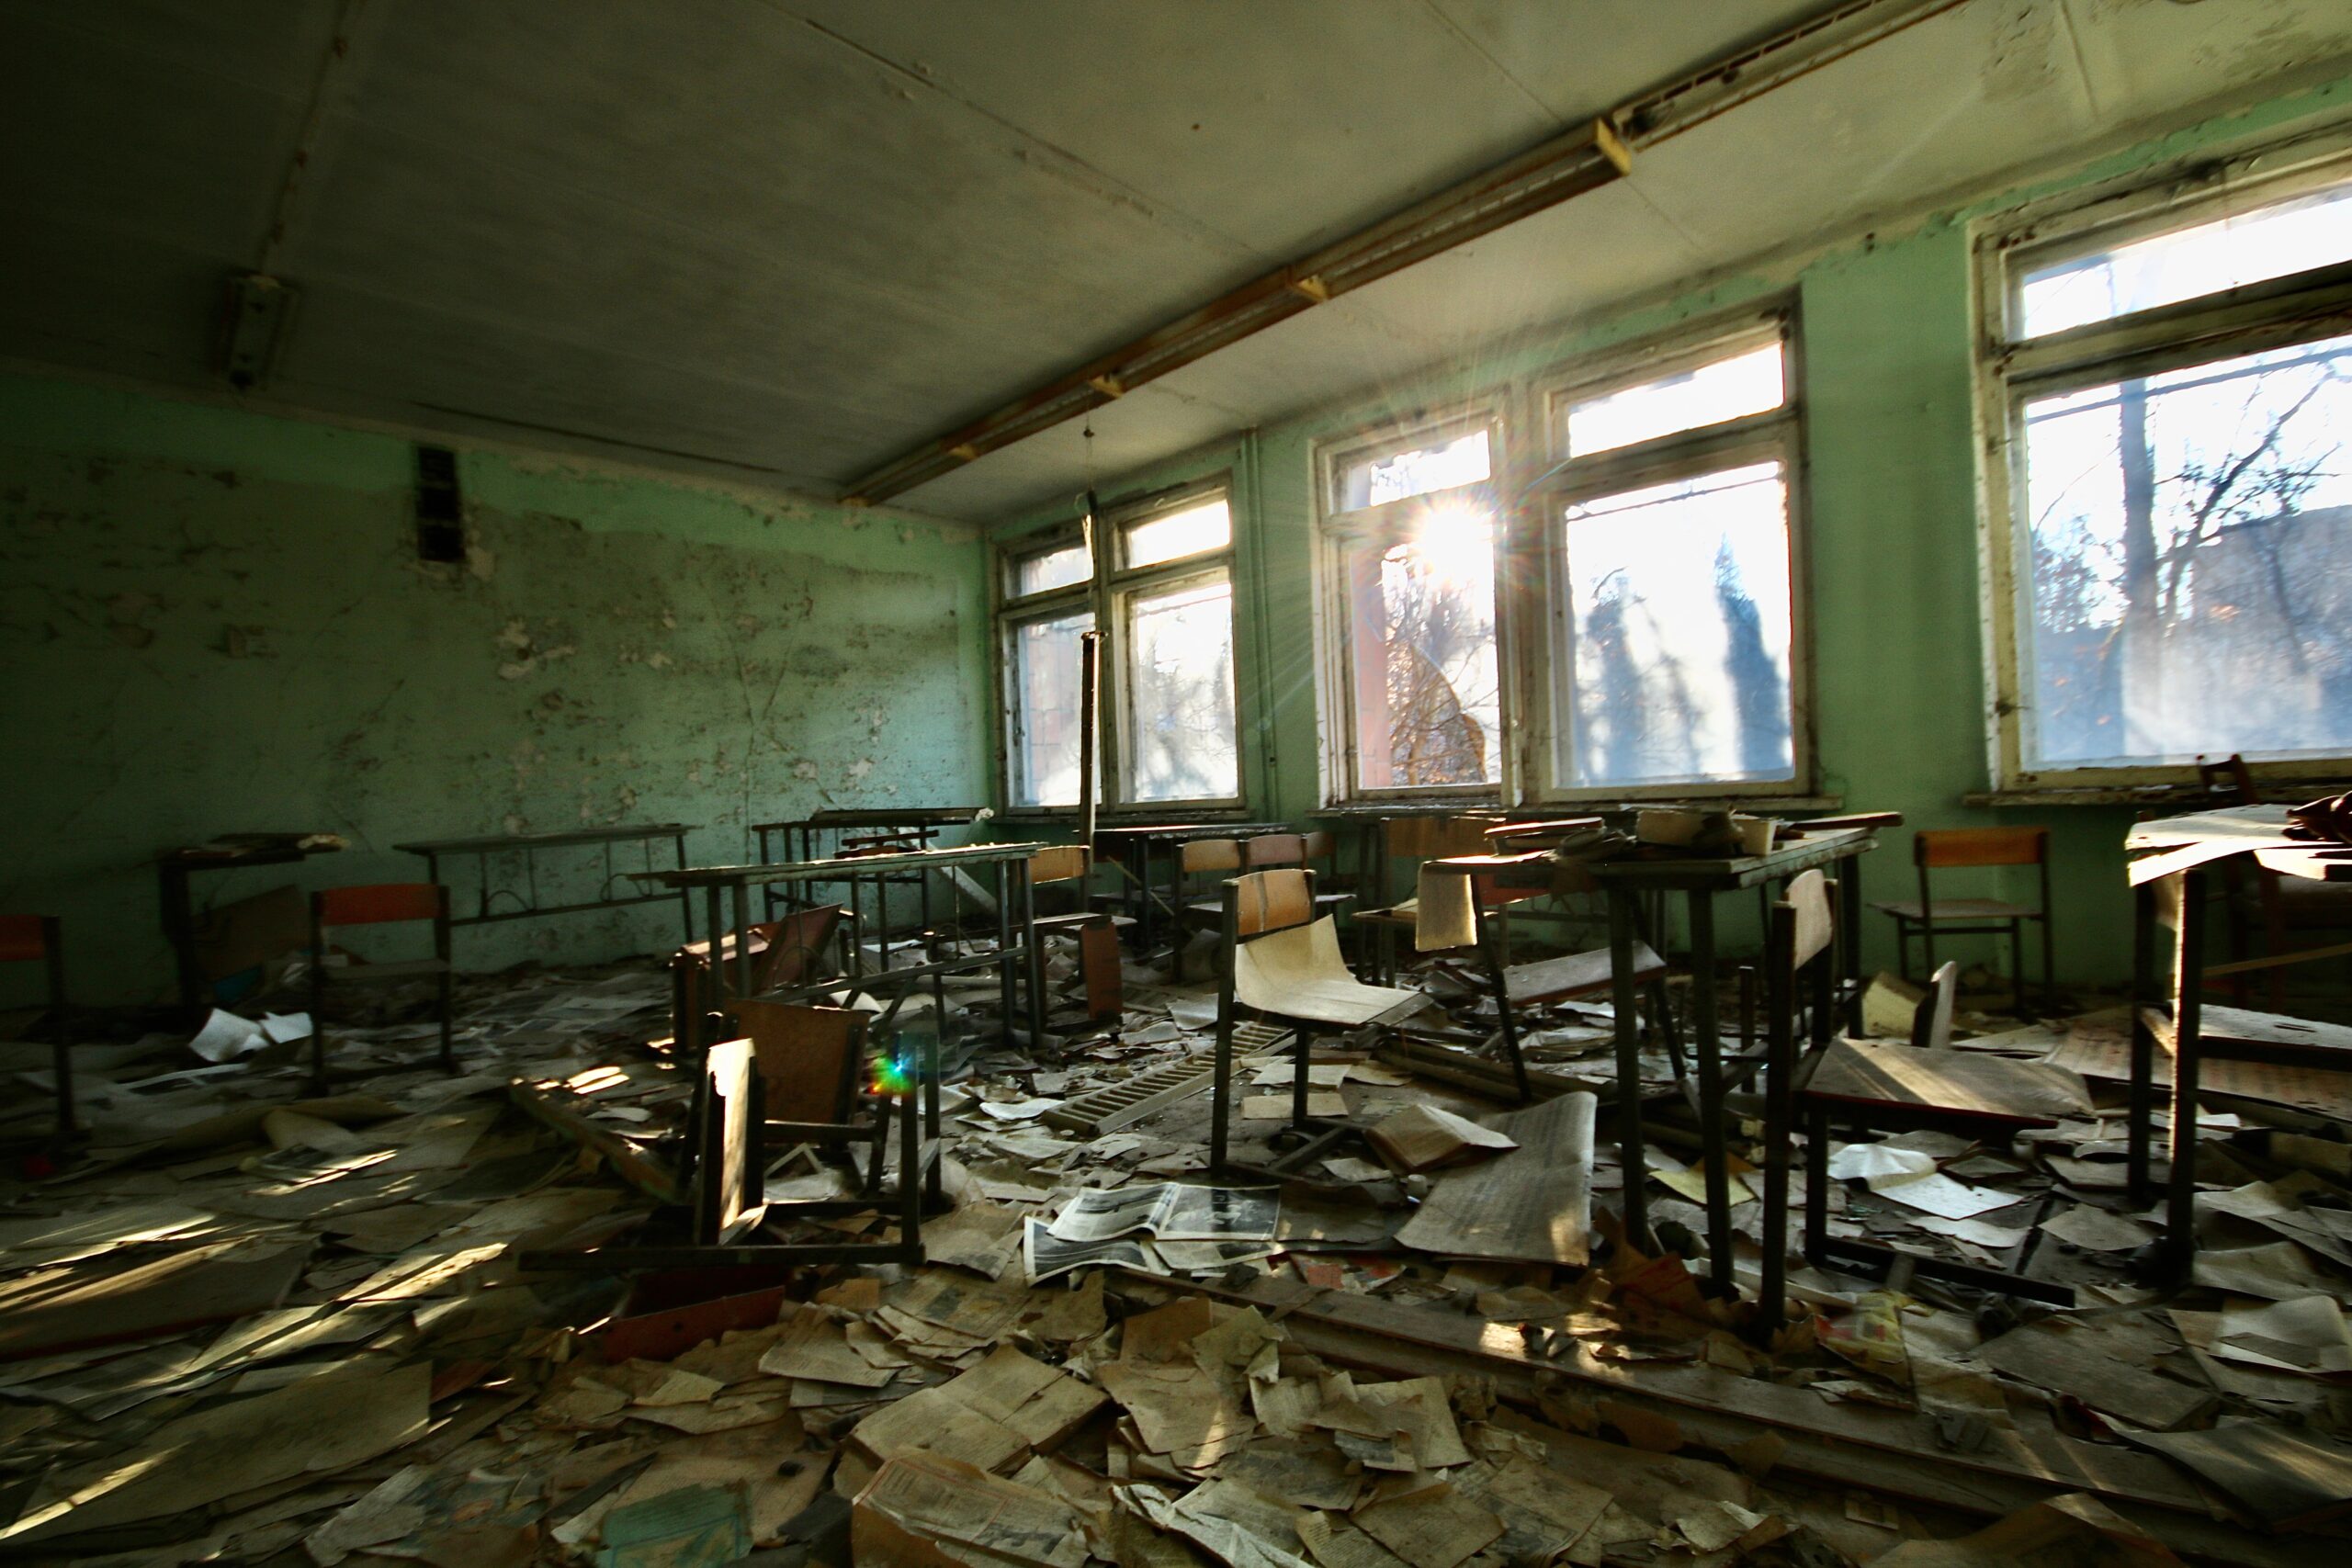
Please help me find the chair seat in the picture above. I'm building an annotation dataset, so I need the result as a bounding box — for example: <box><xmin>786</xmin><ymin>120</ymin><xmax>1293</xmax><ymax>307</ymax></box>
<box><xmin>1500</xmin><ymin>942</ymin><xmax>1665</xmax><ymax>1005</ymax></box>
<box><xmin>1871</xmin><ymin>898</ymin><xmax>2037</xmax><ymax>922</ymax></box>
<box><xmin>322</xmin><ymin>958</ymin><xmax>452</xmax><ymax>985</ymax></box>
<box><xmin>1187</xmin><ymin>893</ymin><xmax>1351</xmax><ymax>919</ymax></box>
<box><xmin>1035</xmin><ymin>911</ymin><xmax>1135</xmax><ymax>932</ymax></box>
<box><xmin>1801</xmin><ymin>1039</ymin><xmax>2089</xmax><ymax>1123</ymax></box>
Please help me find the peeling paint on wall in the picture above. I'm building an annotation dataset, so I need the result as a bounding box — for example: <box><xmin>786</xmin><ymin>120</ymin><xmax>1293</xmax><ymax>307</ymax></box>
<box><xmin>0</xmin><ymin>373</ymin><xmax>989</xmax><ymax>1001</ymax></box>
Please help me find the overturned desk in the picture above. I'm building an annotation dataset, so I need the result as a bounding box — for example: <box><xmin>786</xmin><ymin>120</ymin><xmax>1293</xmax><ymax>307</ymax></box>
<box><xmin>396</xmin><ymin>823</ymin><xmax>696</xmax><ymax>940</ymax></box>
<box><xmin>640</xmin><ymin>840</ymin><xmax>1044</xmax><ymax>1051</ymax></box>
<box><xmin>1584</xmin><ymin>819</ymin><xmax>1891</xmax><ymax>1287</ymax></box>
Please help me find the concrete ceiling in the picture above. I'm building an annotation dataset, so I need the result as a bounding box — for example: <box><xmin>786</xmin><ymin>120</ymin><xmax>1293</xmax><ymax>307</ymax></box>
<box><xmin>4</xmin><ymin>0</ymin><xmax>2350</xmax><ymax>523</ymax></box>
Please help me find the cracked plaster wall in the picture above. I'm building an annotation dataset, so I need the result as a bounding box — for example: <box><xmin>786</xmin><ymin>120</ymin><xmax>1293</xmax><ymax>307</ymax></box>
<box><xmin>0</xmin><ymin>372</ymin><xmax>989</xmax><ymax>1003</ymax></box>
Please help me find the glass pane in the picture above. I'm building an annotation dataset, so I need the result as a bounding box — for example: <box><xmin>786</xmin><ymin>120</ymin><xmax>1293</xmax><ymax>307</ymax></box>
<box><xmin>1123</xmin><ymin>496</ymin><xmax>1230</xmax><ymax>568</ymax></box>
<box><xmin>2017</xmin><ymin>329</ymin><xmax>2352</xmax><ymax>769</ymax></box>
<box><xmin>1334</xmin><ymin>427</ymin><xmax>1491</xmax><ymax>513</ymax></box>
<box><xmin>1011</xmin><ymin>610</ymin><xmax>1094</xmax><ymax>807</ymax></box>
<box><xmin>1346</xmin><ymin>504</ymin><xmax>1501</xmax><ymax>789</ymax></box>
<box><xmin>1563</xmin><ymin>341</ymin><xmax>1784</xmax><ymax>457</ymax></box>
<box><xmin>1559</xmin><ymin>461</ymin><xmax>1795</xmax><ymax>789</ymax></box>
<box><xmin>1012</xmin><ymin>538</ymin><xmax>1091</xmax><ymax>596</ymax></box>
<box><xmin>2019</xmin><ymin>183</ymin><xmax>2352</xmax><ymax>337</ymax></box>
<box><xmin>1125</xmin><ymin>575</ymin><xmax>1238</xmax><ymax>801</ymax></box>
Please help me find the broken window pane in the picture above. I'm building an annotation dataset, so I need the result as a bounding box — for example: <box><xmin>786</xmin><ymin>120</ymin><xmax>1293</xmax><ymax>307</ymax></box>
<box><xmin>2018</xmin><ymin>329</ymin><xmax>2352</xmax><ymax>768</ymax></box>
<box><xmin>1125</xmin><ymin>575</ymin><xmax>1238</xmax><ymax>801</ymax></box>
<box><xmin>1010</xmin><ymin>609</ymin><xmax>1094</xmax><ymax>807</ymax></box>
<box><xmin>1346</xmin><ymin>507</ymin><xmax>1501</xmax><ymax>790</ymax></box>
<box><xmin>1559</xmin><ymin>461</ymin><xmax>1795</xmax><ymax>788</ymax></box>
<box><xmin>1012</xmin><ymin>538</ymin><xmax>1091</xmax><ymax>597</ymax></box>
<box><xmin>1333</xmin><ymin>427</ymin><xmax>1491</xmax><ymax>513</ymax></box>
<box><xmin>1123</xmin><ymin>496</ymin><xmax>1231</xmax><ymax>569</ymax></box>
<box><xmin>2018</xmin><ymin>182</ymin><xmax>2352</xmax><ymax>338</ymax></box>
<box><xmin>1563</xmin><ymin>340</ymin><xmax>1784</xmax><ymax>458</ymax></box>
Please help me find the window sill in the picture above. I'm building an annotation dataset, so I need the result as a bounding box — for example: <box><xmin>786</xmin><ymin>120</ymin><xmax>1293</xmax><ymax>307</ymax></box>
<box><xmin>1965</xmin><ymin>781</ymin><xmax>2350</xmax><ymax>808</ymax></box>
<box><xmin>1310</xmin><ymin>793</ymin><xmax>1845</xmax><ymax>818</ymax></box>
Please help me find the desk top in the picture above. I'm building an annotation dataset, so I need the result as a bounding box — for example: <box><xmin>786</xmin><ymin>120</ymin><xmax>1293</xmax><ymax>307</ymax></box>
<box><xmin>2126</xmin><ymin>805</ymin><xmax>2352</xmax><ymax>885</ymax></box>
<box><xmin>161</xmin><ymin>833</ymin><xmax>345</xmax><ymax>868</ymax></box>
<box><xmin>639</xmin><ymin>840</ymin><xmax>1043</xmax><ymax>889</ymax></box>
<box><xmin>750</xmin><ymin>807</ymin><xmax>990</xmax><ymax>831</ymax></box>
<box><xmin>1091</xmin><ymin>820</ymin><xmax>1284</xmax><ymax>843</ymax></box>
<box><xmin>1580</xmin><ymin>826</ymin><xmax>1879</xmax><ymax>891</ymax></box>
<box><xmin>396</xmin><ymin>824</ymin><xmax>695</xmax><ymax>855</ymax></box>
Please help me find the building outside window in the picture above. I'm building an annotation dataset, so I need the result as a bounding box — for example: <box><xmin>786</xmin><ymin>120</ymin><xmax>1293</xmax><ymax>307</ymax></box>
<box><xmin>998</xmin><ymin>482</ymin><xmax>1240</xmax><ymax>809</ymax></box>
<box><xmin>1317</xmin><ymin>414</ymin><xmax>1506</xmax><ymax>798</ymax></box>
<box><xmin>1526</xmin><ymin>309</ymin><xmax>1807</xmax><ymax>798</ymax></box>
<box><xmin>1980</xmin><ymin>150</ymin><xmax>2352</xmax><ymax>785</ymax></box>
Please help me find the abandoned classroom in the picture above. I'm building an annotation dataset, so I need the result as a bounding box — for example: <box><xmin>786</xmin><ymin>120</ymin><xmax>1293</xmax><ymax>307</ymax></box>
<box><xmin>8</xmin><ymin>2</ymin><xmax>2352</xmax><ymax>1564</ymax></box>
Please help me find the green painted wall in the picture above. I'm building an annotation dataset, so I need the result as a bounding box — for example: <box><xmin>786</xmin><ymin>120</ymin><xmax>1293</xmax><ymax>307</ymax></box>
<box><xmin>0</xmin><ymin>374</ymin><xmax>989</xmax><ymax>1004</ymax></box>
<box><xmin>1000</xmin><ymin>79</ymin><xmax>2352</xmax><ymax>985</ymax></box>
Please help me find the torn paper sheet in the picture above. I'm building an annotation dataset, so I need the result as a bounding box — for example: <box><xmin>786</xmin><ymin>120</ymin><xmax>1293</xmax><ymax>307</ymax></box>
<box><xmin>1365</xmin><ymin>1103</ymin><xmax>1518</xmax><ymax>1175</ymax></box>
<box><xmin>1396</xmin><ymin>1092</ymin><xmax>1595</xmax><ymax>1266</ymax></box>
<box><xmin>1023</xmin><ymin>1220</ymin><xmax>1156</xmax><ymax>1285</ymax></box>
<box><xmin>188</xmin><ymin>1009</ymin><xmax>270</xmax><ymax>1063</ymax></box>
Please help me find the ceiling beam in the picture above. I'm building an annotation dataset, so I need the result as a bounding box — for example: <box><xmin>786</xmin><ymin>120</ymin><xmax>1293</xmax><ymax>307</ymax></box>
<box><xmin>841</xmin><ymin>0</ymin><xmax>1972</xmax><ymax>507</ymax></box>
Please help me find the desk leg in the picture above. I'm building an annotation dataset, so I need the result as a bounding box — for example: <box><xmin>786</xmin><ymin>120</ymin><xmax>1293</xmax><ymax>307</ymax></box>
<box><xmin>1689</xmin><ymin>893</ymin><xmax>1734</xmax><ymax>1295</ymax></box>
<box><xmin>159</xmin><ymin>861</ymin><xmax>201</xmax><ymax>1015</ymax></box>
<box><xmin>1135</xmin><ymin>843</ymin><xmax>1155</xmax><ymax>956</ymax></box>
<box><xmin>2127</xmin><ymin>881</ymin><xmax>2157</xmax><ymax>1202</ymax></box>
<box><xmin>2165</xmin><ymin>871</ymin><xmax>2206</xmax><ymax>1282</ymax></box>
<box><xmin>1020</xmin><ymin>863</ymin><xmax>1045</xmax><ymax>1050</ymax></box>
<box><xmin>1608</xmin><ymin>889</ymin><xmax>1649</xmax><ymax>1253</ymax></box>
<box><xmin>730</xmin><ymin>882</ymin><xmax>753</xmax><ymax>999</ymax></box>
<box><xmin>673</xmin><ymin>833</ymin><xmax>693</xmax><ymax>942</ymax></box>
<box><xmin>1839</xmin><ymin>855</ymin><xmax>1867</xmax><ymax>1035</ymax></box>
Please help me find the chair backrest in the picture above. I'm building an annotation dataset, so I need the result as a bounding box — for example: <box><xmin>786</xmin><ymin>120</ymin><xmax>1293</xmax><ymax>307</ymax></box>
<box><xmin>1428</xmin><ymin>852</ymin><xmax>1557</xmax><ymax>912</ymax></box>
<box><xmin>1180</xmin><ymin>838</ymin><xmax>1242</xmax><ymax>874</ymax></box>
<box><xmin>2196</xmin><ymin>753</ymin><xmax>2257</xmax><ymax>806</ymax></box>
<box><xmin>1030</xmin><ymin>844</ymin><xmax>1090</xmax><ymax>886</ymax></box>
<box><xmin>1385</xmin><ymin>816</ymin><xmax>1493</xmax><ymax>859</ymax></box>
<box><xmin>1910</xmin><ymin>960</ymin><xmax>1960</xmax><ymax>1050</ymax></box>
<box><xmin>315</xmin><ymin>884</ymin><xmax>446</xmax><ymax>928</ymax></box>
<box><xmin>1781</xmin><ymin>869</ymin><xmax>1836</xmax><ymax>974</ymax></box>
<box><xmin>1915</xmin><ymin>828</ymin><xmax>2048</xmax><ymax>869</ymax></box>
<box><xmin>1225</xmin><ymin>868</ymin><xmax>1315</xmax><ymax>940</ymax></box>
<box><xmin>1301</xmin><ymin>829</ymin><xmax>1336</xmax><ymax>863</ymax></box>
<box><xmin>0</xmin><ymin>915</ymin><xmax>54</xmax><ymax>965</ymax></box>
<box><xmin>1244</xmin><ymin>832</ymin><xmax>1306</xmax><ymax>869</ymax></box>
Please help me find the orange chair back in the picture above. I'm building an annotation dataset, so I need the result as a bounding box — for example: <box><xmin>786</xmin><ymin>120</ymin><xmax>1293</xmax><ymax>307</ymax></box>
<box><xmin>1030</xmin><ymin>845</ymin><xmax>1090</xmax><ymax>886</ymax></box>
<box><xmin>1244</xmin><ymin>833</ymin><xmax>1306</xmax><ymax>869</ymax></box>
<box><xmin>0</xmin><ymin>916</ymin><xmax>51</xmax><ymax>964</ymax></box>
<box><xmin>1915</xmin><ymin>828</ymin><xmax>2048</xmax><ymax>870</ymax></box>
<box><xmin>1228</xmin><ymin>869</ymin><xmax>1313</xmax><ymax>938</ymax></box>
<box><xmin>317</xmin><ymin>884</ymin><xmax>446</xmax><ymax>928</ymax></box>
<box><xmin>1180</xmin><ymin>838</ymin><xmax>1242</xmax><ymax>874</ymax></box>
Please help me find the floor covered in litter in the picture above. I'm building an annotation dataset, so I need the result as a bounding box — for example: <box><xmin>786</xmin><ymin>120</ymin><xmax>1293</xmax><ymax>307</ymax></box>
<box><xmin>0</xmin><ymin>951</ymin><xmax>2347</xmax><ymax>1568</ymax></box>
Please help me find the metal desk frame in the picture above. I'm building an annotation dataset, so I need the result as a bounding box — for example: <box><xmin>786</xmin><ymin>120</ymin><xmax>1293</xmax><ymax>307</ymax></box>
<box><xmin>1585</xmin><ymin>825</ymin><xmax>1883</xmax><ymax>1289</ymax></box>
<box><xmin>157</xmin><ymin>836</ymin><xmax>343</xmax><ymax>1012</ymax></box>
<box><xmin>396</xmin><ymin>824</ymin><xmax>695</xmax><ymax>940</ymax></box>
<box><xmin>1091</xmin><ymin>820</ymin><xmax>1285</xmax><ymax>960</ymax></box>
<box><xmin>752</xmin><ymin>808</ymin><xmax>989</xmax><ymax>972</ymax></box>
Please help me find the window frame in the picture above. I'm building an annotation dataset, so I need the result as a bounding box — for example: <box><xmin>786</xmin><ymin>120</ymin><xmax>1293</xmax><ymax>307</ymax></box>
<box><xmin>993</xmin><ymin>475</ymin><xmax>1246</xmax><ymax>815</ymax></box>
<box><xmin>1520</xmin><ymin>305</ymin><xmax>1815</xmax><ymax>803</ymax></box>
<box><xmin>1313</xmin><ymin>402</ymin><xmax>1511</xmax><ymax>805</ymax></box>
<box><xmin>1975</xmin><ymin>134</ymin><xmax>2352</xmax><ymax>792</ymax></box>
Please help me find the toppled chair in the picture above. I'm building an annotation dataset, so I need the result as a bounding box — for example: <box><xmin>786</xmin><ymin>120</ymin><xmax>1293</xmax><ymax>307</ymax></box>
<box><xmin>1023</xmin><ymin>845</ymin><xmax>1127</xmax><ymax>1037</ymax></box>
<box><xmin>671</xmin><ymin>902</ymin><xmax>846</xmax><ymax>1054</ymax></box>
<box><xmin>1418</xmin><ymin>850</ymin><xmax>1682</xmax><ymax>1103</ymax></box>
<box><xmin>1209</xmin><ymin>868</ymin><xmax>1424</xmax><ymax>1178</ymax></box>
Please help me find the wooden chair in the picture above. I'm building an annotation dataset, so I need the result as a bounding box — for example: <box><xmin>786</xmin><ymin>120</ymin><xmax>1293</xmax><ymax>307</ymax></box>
<box><xmin>1025</xmin><ymin>845</ymin><xmax>1125</xmax><ymax>1032</ymax></box>
<box><xmin>308</xmin><ymin>884</ymin><xmax>454</xmax><ymax>1091</ymax></box>
<box><xmin>671</xmin><ymin>903</ymin><xmax>846</xmax><ymax>1055</ymax></box>
<box><xmin>1420</xmin><ymin>852</ymin><xmax>1680</xmax><ymax>1104</ymax></box>
<box><xmin>1871</xmin><ymin>828</ymin><xmax>2054</xmax><ymax>1012</ymax></box>
<box><xmin>1753</xmin><ymin>873</ymin><xmax>1841</xmax><ymax>1329</ymax></box>
<box><xmin>1791</xmin><ymin>955</ymin><xmax>2085</xmax><ymax>1306</ymax></box>
<box><xmin>1349</xmin><ymin>816</ymin><xmax>1498</xmax><ymax>984</ymax></box>
<box><xmin>1168</xmin><ymin>838</ymin><xmax>1241</xmax><ymax>980</ymax></box>
<box><xmin>0</xmin><ymin>917</ymin><xmax>71</xmax><ymax>1135</ymax></box>
<box><xmin>723</xmin><ymin>999</ymin><xmax>891</xmax><ymax>1192</ymax></box>
<box><xmin>1209</xmin><ymin>869</ymin><xmax>1424</xmax><ymax>1177</ymax></box>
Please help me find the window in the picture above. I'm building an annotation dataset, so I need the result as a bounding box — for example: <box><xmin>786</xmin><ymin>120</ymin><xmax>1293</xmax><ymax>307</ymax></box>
<box><xmin>1319</xmin><ymin>415</ymin><xmax>1505</xmax><ymax>796</ymax></box>
<box><xmin>1531</xmin><ymin>312</ymin><xmax>1806</xmax><ymax>797</ymax></box>
<box><xmin>997</xmin><ymin>483</ymin><xmax>1240</xmax><ymax>809</ymax></box>
<box><xmin>1981</xmin><ymin>153</ymin><xmax>2352</xmax><ymax>784</ymax></box>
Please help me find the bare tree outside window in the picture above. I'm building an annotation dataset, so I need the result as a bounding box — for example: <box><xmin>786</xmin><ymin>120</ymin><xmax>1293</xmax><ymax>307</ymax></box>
<box><xmin>2019</xmin><ymin>330</ymin><xmax>2352</xmax><ymax>766</ymax></box>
